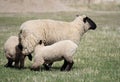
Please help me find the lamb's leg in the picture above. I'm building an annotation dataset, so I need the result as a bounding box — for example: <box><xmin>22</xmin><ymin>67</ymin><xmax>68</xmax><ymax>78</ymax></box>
<box><xmin>43</xmin><ymin>64</ymin><xmax>50</xmax><ymax>70</ymax></box>
<box><xmin>47</xmin><ymin>62</ymin><xmax>53</xmax><ymax>68</ymax></box>
<box><xmin>60</xmin><ymin>60</ymin><xmax>68</xmax><ymax>71</ymax></box>
<box><xmin>65</xmin><ymin>61</ymin><xmax>74</xmax><ymax>71</ymax></box>
<box><xmin>43</xmin><ymin>62</ymin><xmax>53</xmax><ymax>70</ymax></box>
<box><xmin>63</xmin><ymin>56</ymin><xmax>74</xmax><ymax>71</ymax></box>
<box><xmin>4</xmin><ymin>59</ymin><xmax>13</xmax><ymax>67</ymax></box>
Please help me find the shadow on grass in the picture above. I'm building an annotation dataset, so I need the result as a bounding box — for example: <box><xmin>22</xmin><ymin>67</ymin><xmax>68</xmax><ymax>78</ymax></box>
<box><xmin>1</xmin><ymin>64</ymin><xmax>78</xmax><ymax>72</ymax></box>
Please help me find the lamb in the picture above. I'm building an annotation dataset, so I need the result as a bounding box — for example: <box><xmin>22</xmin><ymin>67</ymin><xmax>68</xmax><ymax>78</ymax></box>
<box><xmin>31</xmin><ymin>40</ymin><xmax>78</xmax><ymax>71</ymax></box>
<box><xmin>4</xmin><ymin>36</ymin><xmax>32</xmax><ymax>68</ymax></box>
<box><xmin>18</xmin><ymin>15</ymin><xmax>97</xmax><ymax>68</ymax></box>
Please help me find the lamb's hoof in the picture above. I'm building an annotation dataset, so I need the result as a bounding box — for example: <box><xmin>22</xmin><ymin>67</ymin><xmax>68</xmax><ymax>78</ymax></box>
<box><xmin>43</xmin><ymin>64</ymin><xmax>50</xmax><ymax>71</ymax></box>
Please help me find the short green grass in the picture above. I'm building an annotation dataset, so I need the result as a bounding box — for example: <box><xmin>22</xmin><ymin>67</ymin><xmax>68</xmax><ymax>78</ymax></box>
<box><xmin>0</xmin><ymin>11</ymin><xmax>120</xmax><ymax>82</ymax></box>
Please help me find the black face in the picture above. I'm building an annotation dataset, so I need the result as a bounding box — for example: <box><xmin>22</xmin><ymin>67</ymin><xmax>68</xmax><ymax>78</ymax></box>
<box><xmin>83</xmin><ymin>17</ymin><xmax>97</xmax><ymax>30</ymax></box>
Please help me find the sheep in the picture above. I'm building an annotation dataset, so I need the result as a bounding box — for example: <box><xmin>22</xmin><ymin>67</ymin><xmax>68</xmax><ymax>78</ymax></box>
<box><xmin>4</xmin><ymin>36</ymin><xmax>32</xmax><ymax>68</ymax></box>
<box><xmin>31</xmin><ymin>40</ymin><xmax>78</xmax><ymax>71</ymax></box>
<box><xmin>18</xmin><ymin>15</ymin><xmax>97</xmax><ymax>67</ymax></box>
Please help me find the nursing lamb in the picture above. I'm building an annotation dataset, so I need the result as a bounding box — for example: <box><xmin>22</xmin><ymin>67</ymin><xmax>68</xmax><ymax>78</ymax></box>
<box><xmin>31</xmin><ymin>40</ymin><xmax>78</xmax><ymax>71</ymax></box>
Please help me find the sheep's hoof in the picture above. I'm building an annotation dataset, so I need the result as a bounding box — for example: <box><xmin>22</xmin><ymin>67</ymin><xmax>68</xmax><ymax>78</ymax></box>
<box><xmin>19</xmin><ymin>66</ymin><xmax>24</xmax><ymax>69</ymax></box>
<box><xmin>4</xmin><ymin>63</ymin><xmax>13</xmax><ymax>68</ymax></box>
<box><xmin>64</xmin><ymin>62</ymin><xmax>74</xmax><ymax>71</ymax></box>
<box><xmin>14</xmin><ymin>66</ymin><xmax>19</xmax><ymax>69</ymax></box>
<box><xmin>14</xmin><ymin>65</ymin><xmax>19</xmax><ymax>69</ymax></box>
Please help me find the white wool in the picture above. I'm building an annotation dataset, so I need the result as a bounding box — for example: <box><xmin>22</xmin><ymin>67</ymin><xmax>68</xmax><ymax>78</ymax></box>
<box><xmin>19</xmin><ymin>15</ymin><xmax>88</xmax><ymax>55</ymax></box>
<box><xmin>33</xmin><ymin>40</ymin><xmax>78</xmax><ymax>67</ymax></box>
<box><xmin>4</xmin><ymin>36</ymin><xmax>19</xmax><ymax>60</ymax></box>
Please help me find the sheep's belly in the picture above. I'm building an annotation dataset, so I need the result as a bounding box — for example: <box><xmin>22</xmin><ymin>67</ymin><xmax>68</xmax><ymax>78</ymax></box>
<box><xmin>44</xmin><ymin>56</ymin><xmax>63</xmax><ymax>64</ymax></box>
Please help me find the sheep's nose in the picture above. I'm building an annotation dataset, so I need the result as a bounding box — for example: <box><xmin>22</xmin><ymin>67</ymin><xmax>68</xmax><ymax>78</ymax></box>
<box><xmin>91</xmin><ymin>22</ymin><xmax>97</xmax><ymax>30</ymax></box>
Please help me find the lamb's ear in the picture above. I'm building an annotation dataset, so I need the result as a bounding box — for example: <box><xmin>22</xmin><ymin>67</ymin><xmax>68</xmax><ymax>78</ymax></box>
<box><xmin>39</xmin><ymin>40</ymin><xmax>42</xmax><ymax>44</ymax></box>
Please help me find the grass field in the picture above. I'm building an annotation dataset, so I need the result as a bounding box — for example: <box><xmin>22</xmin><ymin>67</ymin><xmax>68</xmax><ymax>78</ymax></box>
<box><xmin>0</xmin><ymin>11</ymin><xmax>120</xmax><ymax>82</ymax></box>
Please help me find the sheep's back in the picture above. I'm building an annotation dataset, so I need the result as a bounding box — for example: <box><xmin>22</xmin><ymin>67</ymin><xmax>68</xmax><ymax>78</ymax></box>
<box><xmin>4</xmin><ymin>36</ymin><xmax>19</xmax><ymax>59</ymax></box>
<box><xmin>36</xmin><ymin>40</ymin><xmax>78</xmax><ymax>62</ymax></box>
<box><xmin>20</xmin><ymin>19</ymin><xmax>80</xmax><ymax>54</ymax></box>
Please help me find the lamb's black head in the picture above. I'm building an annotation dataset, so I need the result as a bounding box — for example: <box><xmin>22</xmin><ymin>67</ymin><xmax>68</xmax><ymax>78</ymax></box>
<box><xmin>83</xmin><ymin>16</ymin><xmax>97</xmax><ymax>30</ymax></box>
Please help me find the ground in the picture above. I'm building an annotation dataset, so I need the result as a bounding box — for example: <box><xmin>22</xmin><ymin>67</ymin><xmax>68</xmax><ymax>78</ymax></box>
<box><xmin>0</xmin><ymin>11</ymin><xmax>120</xmax><ymax>82</ymax></box>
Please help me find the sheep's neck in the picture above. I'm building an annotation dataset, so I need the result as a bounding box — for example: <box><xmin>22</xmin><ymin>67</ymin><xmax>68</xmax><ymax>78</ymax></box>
<box><xmin>71</xmin><ymin>22</ymin><xmax>85</xmax><ymax>37</ymax></box>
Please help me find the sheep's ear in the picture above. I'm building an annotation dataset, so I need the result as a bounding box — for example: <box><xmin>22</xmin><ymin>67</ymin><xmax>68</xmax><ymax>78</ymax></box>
<box><xmin>39</xmin><ymin>40</ymin><xmax>42</xmax><ymax>44</ymax></box>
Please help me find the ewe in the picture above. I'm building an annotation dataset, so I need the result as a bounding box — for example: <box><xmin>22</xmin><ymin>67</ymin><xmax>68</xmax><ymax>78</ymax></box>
<box><xmin>18</xmin><ymin>15</ymin><xmax>97</xmax><ymax>67</ymax></box>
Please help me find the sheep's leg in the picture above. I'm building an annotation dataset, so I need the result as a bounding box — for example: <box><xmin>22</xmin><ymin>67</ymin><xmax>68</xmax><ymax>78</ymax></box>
<box><xmin>14</xmin><ymin>53</ymin><xmax>21</xmax><ymax>68</ymax></box>
<box><xmin>65</xmin><ymin>61</ymin><xmax>74</xmax><ymax>71</ymax></box>
<box><xmin>14</xmin><ymin>58</ymin><xmax>19</xmax><ymax>68</ymax></box>
<box><xmin>19</xmin><ymin>55</ymin><xmax>26</xmax><ymax>68</ymax></box>
<box><xmin>60</xmin><ymin>60</ymin><xmax>68</xmax><ymax>71</ymax></box>
<box><xmin>4</xmin><ymin>59</ymin><xmax>13</xmax><ymax>67</ymax></box>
